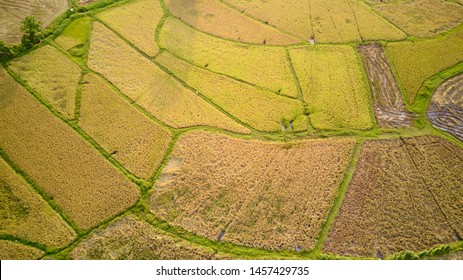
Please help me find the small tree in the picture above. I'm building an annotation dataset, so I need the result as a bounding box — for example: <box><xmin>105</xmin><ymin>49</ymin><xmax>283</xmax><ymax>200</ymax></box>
<box><xmin>0</xmin><ymin>40</ymin><xmax>13</xmax><ymax>61</ymax></box>
<box><xmin>20</xmin><ymin>16</ymin><xmax>42</xmax><ymax>49</ymax></box>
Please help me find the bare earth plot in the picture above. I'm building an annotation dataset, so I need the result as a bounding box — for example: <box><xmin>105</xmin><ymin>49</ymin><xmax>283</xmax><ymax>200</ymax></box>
<box><xmin>0</xmin><ymin>0</ymin><xmax>68</xmax><ymax>44</ymax></box>
<box><xmin>151</xmin><ymin>131</ymin><xmax>355</xmax><ymax>251</ymax></box>
<box><xmin>71</xmin><ymin>216</ymin><xmax>221</xmax><ymax>260</ymax></box>
<box><xmin>358</xmin><ymin>44</ymin><xmax>414</xmax><ymax>128</ymax></box>
<box><xmin>88</xmin><ymin>21</ymin><xmax>249</xmax><ymax>134</ymax></box>
<box><xmin>324</xmin><ymin>136</ymin><xmax>463</xmax><ymax>258</ymax></box>
<box><xmin>0</xmin><ymin>69</ymin><xmax>139</xmax><ymax>230</ymax></box>
<box><xmin>78</xmin><ymin>73</ymin><xmax>172</xmax><ymax>180</ymax></box>
<box><xmin>427</xmin><ymin>74</ymin><xmax>463</xmax><ymax>141</ymax></box>
<box><xmin>164</xmin><ymin>0</ymin><xmax>300</xmax><ymax>45</ymax></box>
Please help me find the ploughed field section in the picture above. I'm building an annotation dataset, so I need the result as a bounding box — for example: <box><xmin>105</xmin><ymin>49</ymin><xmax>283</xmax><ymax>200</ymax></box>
<box><xmin>150</xmin><ymin>131</ymin><xmax>355</xmax><ymax>251</ymax></box>
<box><xmin>358</xmin><ymin>44</ymin><xmax>414</xmax><ymax>128</ymax></box>
<box><xmin>324</xmin><ymin>135</ymin><xmax>463</xmax><ymax>258</ymax></box>
<box><xmin>427</xmin><ymin>74</ymin><xmax>463</xmax><ymax>142</ymax></box>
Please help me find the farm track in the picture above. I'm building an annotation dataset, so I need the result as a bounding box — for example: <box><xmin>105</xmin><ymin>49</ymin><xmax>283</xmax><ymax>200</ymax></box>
<box><xmin>358</xmin><ymin>44</ymin><xmax>415</xmax><ymax>128</ymax></box>
<box><xmin>427</xmin><ymin>74</ymin><xmax>463</xmax><ymax>141</ymax></box>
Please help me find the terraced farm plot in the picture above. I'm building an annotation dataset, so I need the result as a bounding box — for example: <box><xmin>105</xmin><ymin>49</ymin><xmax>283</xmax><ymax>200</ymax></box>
<box><xmin>88</xmin><ymin>22</ymin><xmax>249</xmax><ymax>134</ymax></box>
<box><xmin>427</xmin><ymin>74</ymin><xmax>463</xmax><ymax>141</ymax></box>
<box><xmin>155</xmin><ymin>51</ymin><xmax>306</xmax><ymax>132</ymax></box>
<box><xmin>8</xmin><ymin>45</ymin><xmax>81</xmax><ymax>119</ymax></box>
<box><xmin>164</xmin><ymin>0</ymin><xmax>299</xmax><ymax>45</ymax></box>
<box><xmin>0</xmin><ymin>0</ymin><xmax>68</xmax><ymax>44</ymax></box>
<box><xmin>224</xmin><ymin>0</ymin><xmax>405</xmax><ymax>42</ymax></box>
<box><xmin>358</xmin><ymin>44</ymin><xmax>414</xmax><ymax>128</ymax></box>
<box><xmin>0</xmin><ymin>240</ymin><xmax>43</xmax><ymax>260</ymax></box>
<box><xmin>370</xmin><ymin>0</ymin><xmax>463</xmax><ymax>37</ymax></box>
<box><xmin>386</xmin><ymin>30</ymin><xmax>463</xmax><ymax>103</ymax></box>
<box><xmin>55</xmin><ymin>16</ymin><xmax>92</xmax><ymax>59</ymax></box>
<box><xmin>0</xmin><ymin>69</ymin><xmax>139</xmax><ymax>230</ymax></box>
<box><xmin>71</xmin><ymin>216</ymin><xmax>221</xmax><ymax>260</ymax></box>
<box><xmin>150</xmin><ymin>131</ymin><xmax>355</xmax><ymax>251</ymax></box>
<box><xmin>324</xmin><ymin>136</ymin><xmax>463</xmax><ymax>258</ymax></box>
<box><xmin>78</xmin><ymin>74</ymin><xmax>172</xmax><ymax>180</ymax></box>
<box><xmin>0</xmin><ymin>158</ymin><xmax>76</xmax><ymax>248</ymax></box>
<box><xmin>289</xmin><ymin>45</ymin><xmax>373</xmax><ymax>130</ymax></box>
<box><xmin>159</xmin><ymin>17</ymin><xmax>299</xmax><ymax>98</ymax></box>
<box><xmin>96</xmin><ymin>0</ymin><xmax>162</xmax><ymax>56</ymax></box>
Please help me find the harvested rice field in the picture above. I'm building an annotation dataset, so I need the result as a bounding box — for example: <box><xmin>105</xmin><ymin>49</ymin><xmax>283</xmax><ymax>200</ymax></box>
<box><xmin>427</xmin><ymin>73</ymin><xmax>463</xmax><ymax>141</ymax></box>
<box><xmin>1</xmin><ymin>0</ymin><xmax>463</xmax><ymax>261</ymax></box>
<box><xmin>358</xmin><ymin>44</ymin><xmax>415</xmax><ymax>128</ymax></box>
<box><xmin>324</xmin><ymin>136</ymin><xmax>463</xmax><ymax>258</ymax></box>
<box><xmin>151</xmin><ymin>131</ymin><xmax>355</xmax><ymax>251</ymax></box>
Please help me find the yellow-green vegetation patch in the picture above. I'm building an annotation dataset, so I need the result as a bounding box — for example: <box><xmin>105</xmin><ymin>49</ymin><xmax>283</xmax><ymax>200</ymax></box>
<box><xmin>372</xmin><ymin>0</ymin><xmax>463</xmax><ymax>37</ymax></box>
<box><xmin>0</xmin><ymin>240</ymin><xmax>43</xmax><ymax>260</ymax></box>
<box><xmin>96</xmin><ymin>0</ymin><xmax>162</xmax><ymax>56</ymax></box>
<box><xmin>289</xmin><ymin>45</ymin><xmax>373</xmax><ymax>130</ymax></box>
<box><xmin>159</xmin><ymin>17</ymin><xmax>299</xmax><ymax>98</ymax></box>
<box><xmin>0</xmin><ymin>0</ymin><xmax>69</xmax><ymax>44</ymax></box>
<box><xmin>151</xmin><ymin>131</ymin><xmax>355</xmax><ymax>251</ymax></box>
<box><xmin>78</xmin><ymin>74</ymin><xmax>172</xmax><ymax>180</ymax></box>
<box><xmin>55</xmin><ymin>16</ymin><xmax>92</xmax><ymax>59</ymax></box>
<box><xmin>156</xmin><ymin>51</ymin><xmax>306</xmax><ymax>132</ymax></box>
<box><xmin>88</xmin><ymin>22</ymin><xmax>250</xmax><ymax>134</ymax></box>
<box><xmin>70</xmin><ymin>215</ymin><xmax>221</xmax><ymax>259</ymax></box>
<box><xmin>164</xmin><ymin>0</ymin><xmax>299</xmax><ymax>45</ymax></box>
<box><xmin>0</xmin><ymin>158</ymin><xmax>76</xmax><ymax>248</ymax></box>
<box><xmin>386</xmin><ymin>29</ymin><xmax>463</xmax><ymax>103</ymax></box>
<box><xmin>324</xmin><ymin>136</ymin><xmax>463</xmax><ymax>258</ymax></box>
<box><xmin>8</xmin><ymin>45</ymin><xmax>81</xmax><ymax>119</ymax></box>
<box><xmin>225</xmin><ymin>0</ymin><xmax>404</xmax><ymax>42</ymax></box>
<box><xmin>0</xmin><ymin>69</ymin><xmax>139</xmax><ymax>230</ymax></box>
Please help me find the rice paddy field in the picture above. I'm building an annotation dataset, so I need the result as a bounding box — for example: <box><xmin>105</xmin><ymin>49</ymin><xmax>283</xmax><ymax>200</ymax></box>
<box><xmin>1</xmin><ymin>0</ymin><xmax>463</xmax><ymax>260</ymax></box>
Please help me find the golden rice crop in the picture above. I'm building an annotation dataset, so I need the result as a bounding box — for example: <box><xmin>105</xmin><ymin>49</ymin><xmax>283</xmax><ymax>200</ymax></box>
<box><xmin>386</xmin><ymin>29</ymin><xmax>463</xmax><ymax>103</ymax></box>
<box><xmin>151</xmin><ymin>131</ymin><xmax>355</xmax><ymax>251</ymax></box>
<box><xmin>0</xmin><ymin>240</ymin><xmax>43</xmax><ymax>260</ymax></box>
<box><xmin>159</xmin><ymin>17</ymin><xmax>299</xmax><ymax>98</ymax></box>
<box><xmin>225</xmin><ymin>0</ymin><xmax>404</xmax><ymax>42</ymax></box>
<box><xmin>0</xmin><ymin>0</ymin><xmax>69</xmax><ymax>44</ymax></box>
<box><xmin>373</xmin><ymin>0</ymin><xmax>463</xmax><ymax>37</ymax></box>
<box><xmin>155</xmin><ymin>51</ymin><xmax>306</xmax><ymax>132</ymax></box>
<box><xmin>88</xmin><ymin>22</ymin><xmax>250</xmax><ymax>134</ymax></box>
<box><xmin>289</xmin><ymin>45</ymin><xmax>373</xmax><ymax>130</ymax></box>
<box><xmin>324</xmin><ymin>136</ymin><xmax>463</xmax><ymax>258</ymax></box>
<box><xmin>96</xmin><ymin>0</ymin><xmax>162</xmax><ymax>56</ymax></box>
<box><xmin>55</xmin><ymin>16</ymin><xmax>92</xmax><ymax>51</ymax></box>
<box><xmin>0</xmin><ymin>158</ymin><xmax>76</xmax><ymax>248</ymax></box>
<box><xmin>164</xmin><ymin>0</ymin><xmax>299</xmax><ymax>45</ymax></box>
<box><xmin>71</xmin><ymin>215</ymin><xmax>220</xmax><ymax>260</ymax></box>
<box><xmin>0</xmin><ymin>69</ymin><xmax>139</xmax><ymax>230</ymax></box>
<box><xmin>8</xmin><ymin>45</ymin><xmax>81</xmax><ymax>119</ymax></box>
<box><xmin>78</xmin><ymin>74</ymin><xmax>172</xmax><ymax>180</ymax></box>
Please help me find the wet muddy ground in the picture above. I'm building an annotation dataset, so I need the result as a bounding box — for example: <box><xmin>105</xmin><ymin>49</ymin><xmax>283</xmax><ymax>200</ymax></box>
<box><xmin>359</xmin><ymin>44</ymin><xmax>415</xmax><ymax>128</ymax></box>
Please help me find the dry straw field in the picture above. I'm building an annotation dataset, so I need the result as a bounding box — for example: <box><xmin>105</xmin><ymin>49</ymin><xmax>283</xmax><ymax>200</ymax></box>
<box><xmin>151</xmin><ymin>131</ymin><xmax>355</xmax><ymax>251</ymax></box>
<box><xmin>1</xmin><ymin>0</ymin><xmax>463</xmax><ymax>260</ymax></box>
